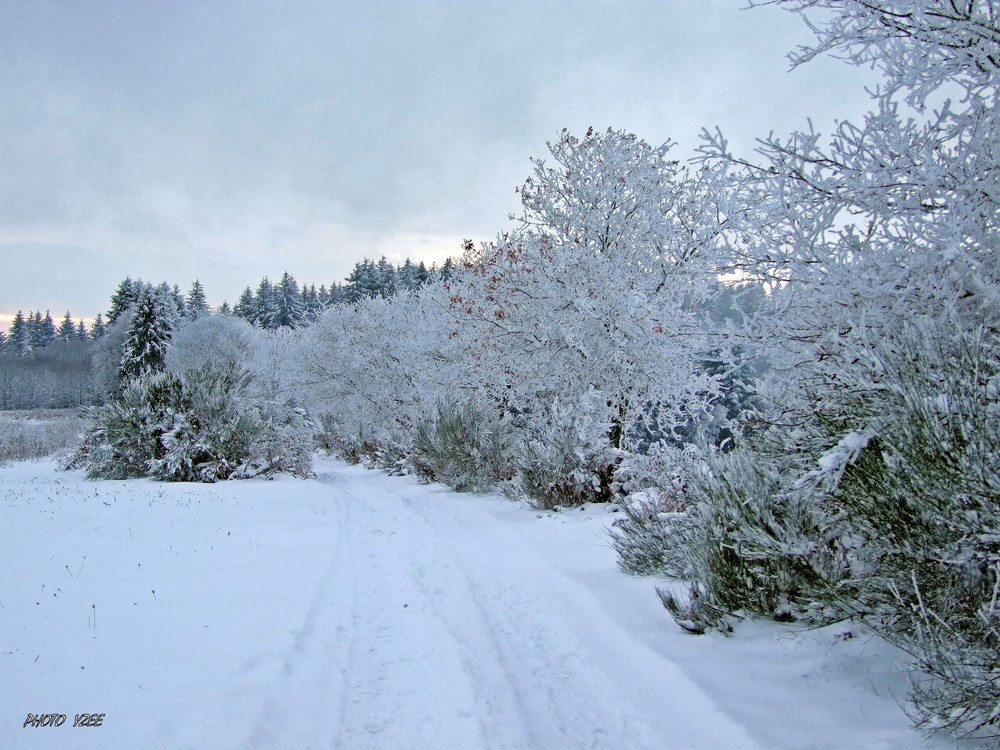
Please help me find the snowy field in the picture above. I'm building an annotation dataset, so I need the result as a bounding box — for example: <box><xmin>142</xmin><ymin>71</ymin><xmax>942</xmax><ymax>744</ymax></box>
<box><xmin>1</xmin><ymin>456</ymin><xmax>970</xmax><ymax>749</ymax></box>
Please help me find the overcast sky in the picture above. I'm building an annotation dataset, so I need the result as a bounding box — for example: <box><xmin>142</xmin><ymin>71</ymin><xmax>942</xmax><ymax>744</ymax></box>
<box><xmin>0</xmin><ymin>0</ymin><xmax>877</xmax><ymax>320</ymax></box>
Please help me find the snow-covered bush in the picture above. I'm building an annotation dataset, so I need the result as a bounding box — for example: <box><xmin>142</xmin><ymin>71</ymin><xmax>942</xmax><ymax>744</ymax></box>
<box><xmin>68</xmin><ymin>364</ymin><xmax>313</xmax><ymax>482</ymax></box>
<box><xmin>610</xmin><ymin>491</ymin><xmax>693</xmax><ymax>578</ymax></box>
<box><xmin>658</xmin><ymin>446</ymin><xmax>842</xmax><ymax>633</ymax></box>
<box><xmin>410</xmin><ymin>397</ymin><xmax>518</xmax><ymax>493</ymax></box>
<box><xmin>295</xmin><ymin>285</ymin><xmax>465</xmax><ymax>457</ymax></box>
<box><xmin>610</xmin><ymin>444</ymin><xmax>692</xmax><ymax>576</ymax></box>
<box><xmin>815</xmin><ymin>323</ymin><xmax>1000</xmax><ymax>737</ymax></box>
<box><xmin>68</xmin><ymin>372</ymin><xmax>184</xmax><ymax>479</ymax></box>
<box><xmin>518</xmin><ymin>394</ymin><xmax>622</xmax><ymax>509</ymax></box>
<box><xmin>165</xmin><ymin>314</ymin><xmax>256</xmax><ymax>378</ymax></box>
<box><xmin>676</xmin><ymin>1</ymin><xmax>1000</xmax><ymax>737</ymax></box>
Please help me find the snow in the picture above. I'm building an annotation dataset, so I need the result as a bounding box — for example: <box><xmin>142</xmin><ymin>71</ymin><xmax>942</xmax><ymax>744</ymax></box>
<box><xmin>1</xmin><ymin>456</ymin><xmax>968</xmax><ymax>749</ymax></box>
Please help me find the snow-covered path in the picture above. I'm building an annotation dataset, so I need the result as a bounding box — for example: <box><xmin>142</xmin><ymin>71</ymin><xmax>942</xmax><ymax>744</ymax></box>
<box><xmin>2</xmin><ymin>458</ymin><xmax>960</xmax><ymax>749</ymax></box>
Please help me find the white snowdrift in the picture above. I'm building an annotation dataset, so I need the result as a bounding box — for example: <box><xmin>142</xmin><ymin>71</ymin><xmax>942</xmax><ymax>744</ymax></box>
<box><xmin>1</xmin><ymin>457</ymin><xmax>964</xmax><ymax>749</ymax></box>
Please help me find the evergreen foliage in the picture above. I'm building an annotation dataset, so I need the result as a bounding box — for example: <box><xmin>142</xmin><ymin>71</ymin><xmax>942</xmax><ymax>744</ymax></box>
<box><xmin>119</xmin><ymin>287</ymin><xmax>175</xmax><ymax>383</ymax></box>
<box><xmin>410</xmin><ymin>397</ymin><xmax>518</xmax><ymax>493</ymax></box>
<box><xmin>57</xmin><ymin>312</ymin><xmax>75</xmax><ymax>343</ymax></box>
<box><xmin>186</xmin><ymin>279</ymin><xmax>209</xmax><ymax>318</ymax></box>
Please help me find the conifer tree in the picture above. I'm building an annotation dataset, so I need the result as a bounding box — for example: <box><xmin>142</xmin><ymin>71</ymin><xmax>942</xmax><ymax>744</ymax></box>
<box><xmin>253</xmin><ymin>277</ymin><xmax>276</xmax><ymax>328</ymax></box>
<box><xmin>75</xmin><ymin>320</ymin><xmax>88</xmax><ymax>341</ymax></box>
<box><xmin>234</xmin><ymin>287</ymin><xmax>255</xmax><ymax>321</ymax></box>
<box><xmin>119</xmin><ymin>287</ymin><xmax>175</xmax><ymax>383</ymax></box>
<box><xmin>274</xmin><ymin>271</ymin><xmax>305</xmax><ymax>328</ymax></box>
<box><xmin>89</xmin><ymin>314</ymin><xmax>108</xmax><ymax>341</ymax></box>
<box><xmin>57</xmin><ymin>311</ymin><xmax>75</xmax><ymax>342</ymax></box>
<box><xmin>186</xmin><ymin>279</ymin><xmax>209</xmax><ymax>318</ymax></box>
<box><xmin>107</xmin><ymin>277</ymin><xmax>139</xmax><ymax>324</ymax></box>
<box><xmin>10</xmin><ymin>311</ymin><xmax>30</xmax><ymax>355</ymax></box>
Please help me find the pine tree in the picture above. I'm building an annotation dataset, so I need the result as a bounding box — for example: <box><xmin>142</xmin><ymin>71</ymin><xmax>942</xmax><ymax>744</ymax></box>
<box><xmin>234</xmin><ymin>287</ymin><xmax>255</xmax><ymax>322</ymax></box>
<box><xmin>186</xmin><ymin>279</ymin><xmax>209</xmax><ymax>319</ymax></box>
<box><xmin>119</xmin><ymin>287</ymin><xmax>175</xmax><ymax>383</ymax></box>
<box><xmin>89</xmin><ymin>314</ymin><xmax>108</xmax><ymax>341</ymax></box>
<box><xmin>28</xmin><ymin>311</ymin><xmax>56</xmax><ymax>349</ymax></box>
<box><xmin>398</xmin><ymin>258</ymin><xmax>418</xmax><ymax>291</ymax></box>
<box><xmin>57</xmin><ymin>311</ymin><xmax>75</xmax><ymax>343</ymax></box>
<box><xmin>10</xmin><ymin>311</ymin><xmax>30</xmax><ymax>355</ymax></box>
<box><xmin>376</xmin><ymin>256</ymin><xmax>397</xmax><ymax>297</ymax></box>
<box><xmin>274</xmin><ymin>271</ymin><xmax>305</xmax><ymax>328</ymax></box>
<box><xmin>108</xmin><ymin>277</ymin><xmax>139</xmax><ymax>324</ymax></box>
<box><xmin>217</xmin><ymin>300</ymin><xmax>232</xmax><ymax>316</ymax></box>
<box><xmin>75</xmin><ymin>320</ymin><xmax>88</xmax><ymax>341</ymax></box>
<box><xmin>253</xmin><ymin>277</ymin><xmax>276</xmax><ymax>328</ymax></box>
<box><xmin>440</xmin><ymin>257</ymin><xmax>456</xmax><ymax>282</ymax></box>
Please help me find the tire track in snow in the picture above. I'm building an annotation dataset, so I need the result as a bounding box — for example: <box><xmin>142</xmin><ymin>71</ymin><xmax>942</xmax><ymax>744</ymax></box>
<box><xmin>238</xmin><ymin>465</ymin><xmax>764</xmax><ymax>749</ymax></box>
<box><xmin>239</xmin><ymin>479</ymin><xmax>359</xmax><ymax>750</ymax></box>
<box><xmin>322</xmin><ymin>471</ymin><xmax>764</xmax><ymax>749</ymax></box>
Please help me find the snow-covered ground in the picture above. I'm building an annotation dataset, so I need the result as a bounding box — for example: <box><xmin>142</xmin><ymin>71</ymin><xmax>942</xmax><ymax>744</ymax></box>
<box><xmin>1</xmin><ymin>456</ymin><xmax>970</xmax><ymax>749</ymax></box>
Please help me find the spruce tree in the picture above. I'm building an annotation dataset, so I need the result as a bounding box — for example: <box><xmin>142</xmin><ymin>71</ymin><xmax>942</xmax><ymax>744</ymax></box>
<box><xmin>234</xmin><ymin>287</ymin><xmax>255</xmax><ymax>322</ymax></box>
<box><xmin>119</xmin><ymin>288</ymin><xmax>174</xmax><ymax>383</ymax></box>
<box><xmin>107</xmin><ymin>277</ymin><xmax>139</xmax><ymax>324</ymax></box>
<box><xmin>186</xmin><ymin>279</ymin><xmax>209</xmax><ymax>318</ymax></box>
<box><xmin>57</xmin><ymin>311</ymin><xmax>75</xmax><ymax>342</ymax></box>
<box><xmin>41</xmin><ymin>311</ymin><xmax>56</xmax><ymax>347</ymax></box>
<box><xmin>10</xmin><ymin>311</ymin><xmax>29</xmax><ymax>355</ymax></box>
<box><xmin>253</xmin><ymin>277</ymin><xmax>276</xmax><ymax>328</ymax></box>
<box><xmin>274</xmin><ymin>271</ymin><xmax>305</xmax><ymax>328</ymax></box>
<box><xmin>89</xmin><ymin>314</ymin><xmax>108</xmax><ymax>341</ymax></box>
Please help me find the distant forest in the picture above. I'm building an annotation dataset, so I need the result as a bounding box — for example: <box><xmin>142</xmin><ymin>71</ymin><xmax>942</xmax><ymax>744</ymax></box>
<box><xmin>0</xmin><ymin>255</ymin><xmax>456</xmax><ymax>409</ymax></box>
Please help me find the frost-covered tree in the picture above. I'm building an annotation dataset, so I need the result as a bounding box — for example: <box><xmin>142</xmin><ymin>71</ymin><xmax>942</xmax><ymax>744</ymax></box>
<box><xmin>252</xmin><ymin>277</ymin><xmax>276</xmax><ymax>328</ymax></box>
<box><xmin>119</xmin><ymin>287</ymin><xmax>176</xmax><ymax>384</ymax></box>
<box><xmin>57</xmin><ymin>312</ymin><xmax>75</xmax><ymax>343</ymax></box>
<box><xmin>451</xmin><ymin>129</ymin><xmax>732</xmax><ymax>454</ymax></box>
<box><xmin>234</xmin><ymin>286</ymin><xmax>255</xmax><ymax>321</ymax></box>
<box><xmin>107</xmin><ymin>277</ymin><xmax>139</xmax><ymax>324</ymax></box>
<box><xmin>186</xmin><ymin>279</ymin><xmax>209</xmax><ymax>319</ymax></box>
<box><xmin>89</xmin><ymin>313</ymin><xmax>107</xmax><ymax>341</ymax></box>
<box><xmin>274</xmin><ymin>272</ymin><xmax>305</xmax><ymax>328</ymax></box>
<box><xmin>9</xmin><ymin>312</ymin><xmax>30</xmax><ymax>356</ymax></box>
<box><xmin>28</xmin><ymin>311</ymin><xmax>56</xmax><ymax>349</ymax></box>
<box><xmin>647</xmin><ymin>0</ymin><xmax>1000</xmax><ymax>737</ymax></box>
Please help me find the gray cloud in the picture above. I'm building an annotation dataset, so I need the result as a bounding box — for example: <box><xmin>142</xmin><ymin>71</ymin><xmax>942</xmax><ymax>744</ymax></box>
<box><xmin>0</xmin><ymin>0</ymin><xmax>877</xmax><ymax>315</ymax></box>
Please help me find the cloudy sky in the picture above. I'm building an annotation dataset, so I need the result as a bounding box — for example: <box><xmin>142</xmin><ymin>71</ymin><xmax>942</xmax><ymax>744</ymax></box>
<box><xmin>0</xmin><ymin>0</ymin><xmax>877</xmax><ymax>321</ymax></box>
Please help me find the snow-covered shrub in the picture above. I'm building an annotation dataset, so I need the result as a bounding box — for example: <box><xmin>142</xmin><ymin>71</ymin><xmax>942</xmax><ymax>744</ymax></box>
<box><xmin>68</xmin><ymin>365</ymin><xmax>313</xmax><ymax>482</ymax></box>
<box><xmin>68</xmin><ymin>372</ymin><xmax>183</xmax><ymax>479</ymax></box>
<box><xmin>660</xmin><ymin>450</ymin><xmax>836</xmax><ymax>629</ymax></box>
<box><xmin>610</xmin><ymin>490</ymin><xmax>693</xmax><ymax>577</ymax></box>
<box><xmin>410</xmin><ymin>397</ymin><xmax>517</xmax><ymax>493</ymax></box>
<box><xmin>313</xmin><ymin>413</ymin><xmax>377</xmax><ymax>465</ymax></box>
<box><xmin>610</xmin><ymin>444</ymin><xmax>693</xmax><ymax>575</ymax></box>
<box><xmin>691</xmin><ymin>0</ymin><xmax>1000</xmax><ymax>736</ymax></box>
<box><xmin>165</xmin><ymin>314</ymin><xmax>256</xmax><ymax>378</ymax></box>
<box><xmin>518</xmin><ymin>394</ymin><xmax>622</xmax><ymax>509</ymax></box>
<box><xmin>814</xmin><ymin>324</ymin><xmax>1000</xmax><ymax>738</ymax></box>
